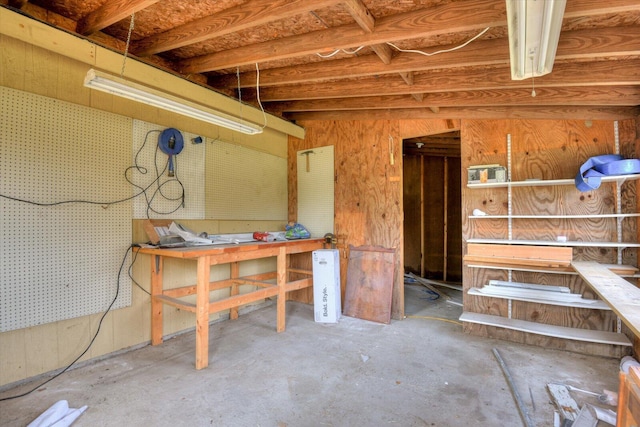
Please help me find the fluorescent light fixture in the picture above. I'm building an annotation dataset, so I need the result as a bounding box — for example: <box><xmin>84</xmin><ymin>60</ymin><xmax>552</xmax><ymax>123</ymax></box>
<box><xmin>84</xmin><ymin>68</ymin><xmax>263</xmax><ymax>135</ymax></box>
<box><xmin>506</xmin><ymin>0</ymin><xmax>566</xmax><ymax>80</ymax></box>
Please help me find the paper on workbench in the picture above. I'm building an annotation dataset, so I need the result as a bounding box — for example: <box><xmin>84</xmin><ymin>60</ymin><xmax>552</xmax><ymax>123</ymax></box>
<box><xmin>168</xmin><ymin>222</ymin><xmax>212</xmax><ymax>245</ymax></box>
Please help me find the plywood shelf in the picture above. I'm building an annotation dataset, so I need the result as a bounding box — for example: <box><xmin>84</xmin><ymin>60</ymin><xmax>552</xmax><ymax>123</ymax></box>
<box><xmin>467</xmin><ymin>287</ymin><xmax>610</xmax><ymax>310</ymax></box>
<box><xmin>466</xmin><ymin>238</ymin><xmax>640</xmax><ymax>248</ymax></box>
<box><xmin>470</xmin><ymin>213</ymin><xmax>640</xmax><ymax>219</ymax></box>
<box><xmin>464</xmin><ymin>262</ymin><xmax>639</xmax><ymax>277</ymax></box>
<box><xmin>467</xmin><ymin>174</ymin><xmax>640</xmax><ymax>189</ymax></box>
<box><xmin>459</xmin><ymin>312</ymin><xmax>632</xmax><ymax>346</ymax></box>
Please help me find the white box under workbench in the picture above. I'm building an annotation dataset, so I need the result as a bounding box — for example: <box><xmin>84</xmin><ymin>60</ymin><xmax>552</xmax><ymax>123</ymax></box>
<box><xmin>312</xmin><ymin>249</ymin><xmax>341</xmax><ymax>323</ymax></box>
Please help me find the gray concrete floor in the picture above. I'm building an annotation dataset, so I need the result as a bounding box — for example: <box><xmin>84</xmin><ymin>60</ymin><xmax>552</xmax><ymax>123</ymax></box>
<box><xmin>0</xmin><ymin>283</ymin><xmax>622</xmax><ymax>426</ymax></box>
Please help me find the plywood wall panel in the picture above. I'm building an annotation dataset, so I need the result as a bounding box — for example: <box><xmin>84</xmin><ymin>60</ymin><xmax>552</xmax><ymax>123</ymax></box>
<box><xmin>446</xmin><ymin>156</ymin><xmax>463</xmax><ymax>282</ymax></box>
<box><xmin>290</xmin><ymin>120</ymin><xmax>404</xmax><ymax>319</ymax></box>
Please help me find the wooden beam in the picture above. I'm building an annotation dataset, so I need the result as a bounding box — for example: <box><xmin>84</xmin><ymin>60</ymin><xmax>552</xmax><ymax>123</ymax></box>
<box><xmin>76</xmin><ymin>0</ymin><xmax>159</xmax><ymax>35</ymax></box>
<box><xmin>182</xmin><ymin>0</ymin><xmax>639</xmax><ymax>74</ymax></box>
<box><xmin>132</xmin><ymin>0</ymin><xmax>341</xmax><ymax>56</ymax></box>
<box><xmin>251</xmin><ymin>59</ymin><xmax>640</xmax><ymax>101</ymax></box>
<box><xmin>286</xmin><ymin>106</ymin><xmax>640</xmax><ymax>121</ymax></box>
<box><xmin>342</xmin><ymin>0</ymin><xmax>375</xmax><ymax>32</ymax></box>
<box><xmin>179</xmin><ymin>0</ymin><xmax>507</xmax><ymax>73</ymax></box>
<box><xmin>268</xmin><ymin>86</ymin><xmax>640</xmax><ymax>112</ymax></box>
<box><xmin>399</xmin><ymin>72</ymin><xmax>414</xmax><ymax>86</ymax></box>
<box><xmin>209</xmin><ymin>26</ymin><xmax>640</xmax><ymax>89</ymax></box>
<box><xmin>371</xmin><ymin>43</ymin><xmax>393</xmax><ymax>64</ymax></box>
<box><xmin>7</xmin><ymin>0</ymin><xmax>29</xmax><ymax>8</ymax></box>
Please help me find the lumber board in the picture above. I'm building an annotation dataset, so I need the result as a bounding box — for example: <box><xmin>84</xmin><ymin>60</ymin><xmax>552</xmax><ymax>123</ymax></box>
<box><xmin>572</xmin><ymin>261</ymin><xmax>640</xmax><ymax>338</ymax></box>
<box><xmin>464</xmin><ymin>254</ymin><xmax>570</xmax><ymax>268</ymax></box>
<box><xmin>154</xmin><ymin>295</ymin><xmax>196</xmax><ymax>313</ymax></box>
<box><xmin>547</xmin><ymin>384</ymin><xmax>580</xmax><ymax>421</ymax></box>
<box><xmin>467</xmin><ymin>243</ymin><xmax>572</xmax><ymax>262</ymax></box>
<box><xmin>459</xmin><ymin>312</ymin><xmax>631</xmax><ymax>346</ymax></box>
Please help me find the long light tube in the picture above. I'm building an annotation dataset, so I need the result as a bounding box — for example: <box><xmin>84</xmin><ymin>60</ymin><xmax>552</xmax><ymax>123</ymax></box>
<box><xmin>84</xmin><ymin>69</ymin><xmax>263</xmax><ymax>135</ymax></box>
<box><xmin>506</xmin><ymin>0</ymin><xmax>566</xmax><ymax>81</ymax></box>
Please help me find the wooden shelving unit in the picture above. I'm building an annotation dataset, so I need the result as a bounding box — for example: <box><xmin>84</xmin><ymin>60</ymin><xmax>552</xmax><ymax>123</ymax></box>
<box><xmin>461</xmin><ymin>126</ymin><xmax>638</xmax><ymax>349</ymax></box>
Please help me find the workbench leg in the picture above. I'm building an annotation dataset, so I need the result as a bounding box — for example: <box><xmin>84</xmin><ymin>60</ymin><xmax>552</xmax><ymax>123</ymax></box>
<box><xmin>195</xmin><ymin>256</ymin><xmax>210</xmax><ymax>369</ymax></box>
<box><xmin>276</xmin><ymin>247</ymin><xmax>287</xmax><ymax>332</ymax></box>
<box><xmin>229</xmin><ymin>262</ymin><xmax>239</xmax><ymax>320</ymax></box>
<box><xmin>150</xmin><ymin>255</ymin><xmax>163</xmax><ymax>346</ymax></box>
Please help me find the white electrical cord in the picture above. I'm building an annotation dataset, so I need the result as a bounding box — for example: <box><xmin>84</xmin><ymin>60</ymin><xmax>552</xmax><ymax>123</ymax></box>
<box><xmin>255</xmin><ymin>62</ymin><xmax>268</xmax><ymax>130</ymax></box>
<box><xmin>386</xmin><ymin>27</ymin><xmax>490</xmax><ymax>56</ymax></box>
<box><xmin>315</xmin><ymin>27</ymin><xmax>490</xmax><ymax>60</ymax></box>
<box><xmin>317</xmin><ymin>45</ymin><xmax>366</xmax><ymax>58</ymax></box>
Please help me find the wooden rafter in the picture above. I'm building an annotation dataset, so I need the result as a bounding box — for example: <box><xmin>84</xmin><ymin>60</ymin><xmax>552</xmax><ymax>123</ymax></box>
<box><xmin>132</xmin><ymin>0</ymin><xmax>342</xmax><ymax>56</ymax></box>
<box><xmin>178</xmin><ymin>0</ymin><xmax>639</xmax><ymax>74</ymax></box>
<box><xmin>248</xmin><ymin>59</ymin><xmax>640</xmax><ymax>101</ymax></box>
<box><xmin>178</xmin><ymin>0</ymin><xmax>507</xmax><ymax>73</ymax></box>
<box><xmin>77</xmin><ymin>0</ymin><xmax>159</xmax><ymax>35</ymax></box>
<box><xmin>269</xmin><ymin>86</ymin><xmax>640</xmax><ymax>113</ymax></box>
<box><xmin>209</xmin><ymin>26</ymin><xmax>640</xmax><ymax>89</ymax></box>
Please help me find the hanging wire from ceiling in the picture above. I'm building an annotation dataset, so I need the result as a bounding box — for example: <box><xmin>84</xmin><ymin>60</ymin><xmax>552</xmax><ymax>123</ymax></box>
<box><xmin>255</xmin><ymin>63</ymin><xmax>268</xmax><ymax>131</ymax></box>
<box><xmin>120</xmin><ymin>13</ymin><xmax>135</xmax><ymax>77</ymax></box>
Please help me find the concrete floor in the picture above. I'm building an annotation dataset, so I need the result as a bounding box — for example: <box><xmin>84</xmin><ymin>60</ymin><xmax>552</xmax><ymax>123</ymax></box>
<box><xmin>0</xmin><ymin>283</ymin><xmax>622</xmax><ymax>426</ymax></box>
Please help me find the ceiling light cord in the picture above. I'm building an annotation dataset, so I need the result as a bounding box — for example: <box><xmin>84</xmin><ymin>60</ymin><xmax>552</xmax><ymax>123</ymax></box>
<box><xmin>317</xmin><ymin>45</ymin><xmax>365</xmax><ymax>58</ymax></box>
<box><xmin>255</xmin><ymin>63</ymin><xmax>268</xmax><ymax>131</ymax></box>
<box><xmin>386</xmin><ymin>27</ymin><xmax>490</xmax><ymax>57</ymax></box>
<box><xmin>121</xmin><ymin>13</ymin><xmax>135</xmax><ymax>78</ymax></box>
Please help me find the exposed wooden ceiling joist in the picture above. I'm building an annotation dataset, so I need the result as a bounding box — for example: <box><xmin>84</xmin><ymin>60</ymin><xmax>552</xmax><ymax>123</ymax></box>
<box><xmin>210</xmin><ymin>26</ymin><xmax>640</xmax><ymax>89</ymax></box>
<box><xmin>248</xmin><ymin>59</ymin><xmax>640</xmax><ymax>102</ymax></box>
<box><xmin>5</xmin><ymin>0</ymin><xmax>639</xmax><ymax>122</ymax></box>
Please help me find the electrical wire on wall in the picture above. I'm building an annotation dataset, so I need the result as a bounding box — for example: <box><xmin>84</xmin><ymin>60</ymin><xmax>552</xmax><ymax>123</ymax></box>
<box><xmin>127</xmin><ymin>129</ymin><xmax>186</xmax><ymax>218</ymax></box>
<box><xmin>1</xmin><ymin>129</ymin><xmax>186</xmax><ymax>218</ymax></box>
<box><xmin>0</xmin><ymin>128</ymin><xmax>185</xmax><ymax>400</ymax></box>
<box><xmin>0</xmin><ymin>245</ymin><xmax>134</xmax><ymax>401</ymax></box>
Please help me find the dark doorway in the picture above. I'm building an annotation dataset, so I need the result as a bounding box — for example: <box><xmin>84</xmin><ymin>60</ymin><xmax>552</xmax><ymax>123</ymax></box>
<box><xmin>403</xmin><ymin>131</ymin><xmax>462</xmax><ymax>282</ymax></box>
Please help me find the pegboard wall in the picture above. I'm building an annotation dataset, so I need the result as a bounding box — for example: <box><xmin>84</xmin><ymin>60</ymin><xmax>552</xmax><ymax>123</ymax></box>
<box><xmin>208</xmin><ymin>140</ymin><xmax>287</xmax><ymax>220</ymax></box>
<box><xmin>0</xmin><ymin>87</ymin><xmax>132</xmax><ymax>332</ymax></box>
<box><xmin>297</xmin><ymin>145</ymin><xmax>334</xmax><ymax>237</ymax></box>
<box><xmin>131</xmin><ymin>121</ymin><xmax>205</xmax><ymax>219</ymax></box>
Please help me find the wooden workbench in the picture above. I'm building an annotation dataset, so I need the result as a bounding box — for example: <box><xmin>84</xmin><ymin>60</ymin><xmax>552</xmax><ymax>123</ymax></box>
<box><xmin>136</xmin><ymin>238</ymin><xmax>325</xmax><ymax>369</ymax></box>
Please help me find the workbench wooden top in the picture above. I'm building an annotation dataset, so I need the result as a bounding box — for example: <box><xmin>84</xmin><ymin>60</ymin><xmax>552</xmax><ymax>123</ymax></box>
<box><xmin>135</xmin><ymin>238</ymin><xmax>325</xmax><ymax>259</ymax></box>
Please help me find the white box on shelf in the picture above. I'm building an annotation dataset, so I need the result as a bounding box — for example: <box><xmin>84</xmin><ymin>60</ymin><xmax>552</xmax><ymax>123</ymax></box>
<box><xmin>312</xmin><ymin>249</ymin><xmax>341</xmax><ymax>323</ymax></box>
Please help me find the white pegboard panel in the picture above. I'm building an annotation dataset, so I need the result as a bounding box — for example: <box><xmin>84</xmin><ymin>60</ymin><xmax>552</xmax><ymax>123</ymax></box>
<box><xmin>131</xmin><ymin>121</ymin><xmax>205</xmax><ymax>219</ymax></box>
<box><xmin>208</xmin><ymin>140</ymin><xmax>287</xmax><ymax>220</ymax></box>
<box><xmin>297</xmin><ymin>145</ymin><xmax>334</xmax><ymax>238</ymax></box>
<box><xmin>0</xmin><ymin>87</ymin><xmax>132</xmax><ymax>332</ymax></box>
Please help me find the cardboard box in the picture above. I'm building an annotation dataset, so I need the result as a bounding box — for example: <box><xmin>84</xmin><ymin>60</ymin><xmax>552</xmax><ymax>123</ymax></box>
<box><xmin>312</xmin><ymin>249</ymin><xmax>341</xmax><ymax>323</ymax></box>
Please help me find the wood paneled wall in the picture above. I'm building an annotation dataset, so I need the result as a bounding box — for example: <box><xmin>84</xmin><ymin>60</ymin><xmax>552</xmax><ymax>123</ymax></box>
<box><xmin>0</xmin><ymin>33</ymin><xmax>290</xmax><ymax>388</ymax></box>
<box><xmin>289</xmin><ymin>119</ymin><xmax>459</xmax><ymax>319</ymax></box>
<box><xmin>289</xmin><ymin>120</ymin><xmax>404</xmax><ymax>318</ymax></box>
<box><xmin>461</xmin><ymin>119</ymin><xmax>638</xmax><ymax>357</ymax></box>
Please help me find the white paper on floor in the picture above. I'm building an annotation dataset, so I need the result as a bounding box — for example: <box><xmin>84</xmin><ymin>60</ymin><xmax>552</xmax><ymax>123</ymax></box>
<box><xmin>27</xmin><ymin>400</ymin><xmax>87</xmax><ymax>427</ymax></box>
